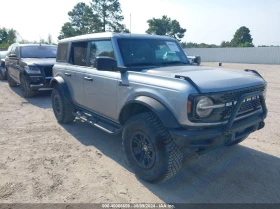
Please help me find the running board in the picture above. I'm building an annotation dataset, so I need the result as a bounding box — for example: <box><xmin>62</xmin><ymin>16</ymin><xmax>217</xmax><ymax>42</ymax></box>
<box><xmin>73</xmin><ymin>108</ymin><xmax>123</xmax><ymax>135</ymax></box>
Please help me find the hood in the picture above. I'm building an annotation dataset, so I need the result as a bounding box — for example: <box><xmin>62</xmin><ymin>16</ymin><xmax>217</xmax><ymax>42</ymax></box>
<box><xmin>21</xmin><ymin>58</ymin><xmax>56</xmax><ymax>66</ymax></box>
<box><xmin>142</xmin><ymin>66</ymin><xmax>266</xmax><ymax>93</ymax></box>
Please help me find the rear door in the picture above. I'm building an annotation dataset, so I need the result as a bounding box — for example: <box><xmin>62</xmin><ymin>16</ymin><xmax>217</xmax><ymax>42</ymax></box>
<box><xmin>54</xmin><ymin>42</ymin><xmax>70</xmax><ymax>86</ymax></box>
<box><xmin>64</xmin><ymin>41</ymin><xmax>88</xmax><ymax>106</ymax></box>
<box><xmin>83</xmin><ymin>40</ymin><xmax>119</xmax><ymax>120</ymax></box>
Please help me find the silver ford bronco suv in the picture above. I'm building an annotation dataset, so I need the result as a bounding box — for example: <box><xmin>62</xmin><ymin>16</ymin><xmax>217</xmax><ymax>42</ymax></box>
<box><xmin>51</xmin><ymin>33</ymin><xmax>267</xmax><ymax>183</ymax></box>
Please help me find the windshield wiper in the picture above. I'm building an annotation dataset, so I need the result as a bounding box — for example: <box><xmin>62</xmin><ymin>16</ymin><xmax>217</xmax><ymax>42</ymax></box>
<box><xmin>125</xmin><ymin>62</ymin><xmax>160</xmax><ymax>67</ymax></box>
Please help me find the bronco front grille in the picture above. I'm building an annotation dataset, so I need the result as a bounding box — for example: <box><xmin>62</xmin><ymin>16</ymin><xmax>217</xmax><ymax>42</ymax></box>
<box><xmin>219</xmin><ymin>85</ymin><xmax>265</xmax><ymax>120</ymax></box>
<box><xmin>220</xmin><ymin>85</ymin><xmax>265</xmax><ymax>103</ymax></box>
<box><xmin>189</xmin><ymin>84</ymin><xmax>266</xmax><ymax>123</ymax></box>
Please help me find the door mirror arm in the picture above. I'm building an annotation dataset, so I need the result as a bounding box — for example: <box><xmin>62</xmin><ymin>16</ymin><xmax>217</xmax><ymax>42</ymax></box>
<box><xmin>117</xmin><ymin>66</ymin><xmax>127</xmax><ymax>74</ymax></box>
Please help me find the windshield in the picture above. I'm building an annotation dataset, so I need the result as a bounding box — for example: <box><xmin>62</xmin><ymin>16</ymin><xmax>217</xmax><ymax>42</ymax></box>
<box><xmin>0</xmin><ymin>51</ymin><xmax>7</xmax><ymax>59</ymax></box>
<box><xmin>20</xmin><ymin>46</ymin><xmax>57</xmax><ymax>58</ymax></box>
<box><xmin>117</xmin><ymin>38</ymin><xmax>189</xmax><ymax>67</ymax></box>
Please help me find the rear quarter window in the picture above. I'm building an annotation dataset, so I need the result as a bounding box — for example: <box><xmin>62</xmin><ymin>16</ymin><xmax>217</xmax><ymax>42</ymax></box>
<box><xmin>57</xmin><ymin>43</ymin><xmax>69</xmax><ymax>62</ymax></box>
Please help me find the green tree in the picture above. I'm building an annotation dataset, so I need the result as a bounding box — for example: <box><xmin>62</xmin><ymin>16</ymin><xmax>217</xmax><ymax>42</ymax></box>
<box><xmin>69</xmin><ymin>2</ymin><xmax>102</xmax><ymax>33</ymax></box>
<box><xmin>180</xmin><ymin>41</ymin><xmax>187</xmax><ymax>48</ymax></box>
<box><xmin>146</xmin><ymin>15</ymin><xmax>186</xmax><ymax>41</ymax></box>
<box><xmin>91</xmin><ymin>0</ymin><xmax>128</xmax><ymax>32</ymax></box>
<box><xmin>182</xmin><ymin>42</ymin><xmax>219</xmax><ymax>48</ymax></box>
<box><xmin>258</xmin><ymin>45</ymin><xmax>280</xmax><ymax>47</ymax></box>
<box><xmin>58</xmin><ymin>22</ymin><xmax>77</xmax><ymax>40</ymax></box>
<box><xmin>0</xmin><ymin>28</ymin><xmax>8</xmax><ymax>44</ymax></box>
<box><xmin>58</xmin><ymin>2</ymin><xmax>102</xmax><ymax>40</ymax></box>
<box><xmin>7</xmin><ymin>29</ymin><xmax>17</xmax><ymax>44</ymax></box>
<box><xmin>239</xmin><ymin>42</ymin><xmax>254</xmax><ymax>47</ymax></box>
<box><xmin>230</xmin><ymin>26</ymin><xmax>254</xmax><ymax>47</ymax></box>
<box><xmin>221</xmin><ymin>41</ymin><xmax>231</xmax><ymax>47</ymax></box>
<box><xmin>0</xmin><ymin>28</ymin><xmax>17</xmax><ymax>48</ymax></box>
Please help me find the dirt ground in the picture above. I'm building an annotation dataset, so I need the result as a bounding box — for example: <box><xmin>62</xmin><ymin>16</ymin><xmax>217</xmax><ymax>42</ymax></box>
<box><xmin>0</xmin><ymin>62</ymin><xmax>280</xmax><ymax>204</ymax></box>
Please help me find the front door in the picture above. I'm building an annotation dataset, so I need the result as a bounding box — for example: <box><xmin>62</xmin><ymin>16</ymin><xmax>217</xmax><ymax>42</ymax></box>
<box><xmin>83</xmin><ymin>40</ymin><xmax>119</xmax><ymax>121</ymax></box>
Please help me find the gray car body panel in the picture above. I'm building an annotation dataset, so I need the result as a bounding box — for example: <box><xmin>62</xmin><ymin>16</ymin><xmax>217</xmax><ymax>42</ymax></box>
<box><xmin>142</xmin><ymin>66</ymin><xmax>265</xmax><ymax>93</ymax></box>
<box><xmin>53</xmin><ymin>33</ymin><xmax>266</xmax><ymax>128</ymax></box>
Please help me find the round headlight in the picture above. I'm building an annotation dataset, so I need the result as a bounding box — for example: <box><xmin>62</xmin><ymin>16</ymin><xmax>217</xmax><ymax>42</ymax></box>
<box><xmin>196</xmin><ymin>97</ymin><xmax>214</xmax><ymax>118</ymax></box>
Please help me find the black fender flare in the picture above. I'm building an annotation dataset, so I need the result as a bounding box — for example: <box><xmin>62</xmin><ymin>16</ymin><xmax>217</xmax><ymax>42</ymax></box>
<box><xmin>119</xmin><ymin>96</ymin><xmax>181</xmax><ymax>129</ymax></box>
<box><xmin>50</xmin><ymin>76</ymin><xmax>72</xmax><ymax>102</ymax></box>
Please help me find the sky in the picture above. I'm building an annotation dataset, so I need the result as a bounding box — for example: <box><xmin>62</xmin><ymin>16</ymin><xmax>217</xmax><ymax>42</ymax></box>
<box><xmin>0</xmin><ymin>0</ymin><xmax>279</xmax><ymax>46</ymax></box>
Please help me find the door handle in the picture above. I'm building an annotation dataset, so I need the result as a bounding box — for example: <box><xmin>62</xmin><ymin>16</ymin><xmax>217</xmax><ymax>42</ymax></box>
<box><xmin>64</xmin><ymin>72</ymin><xmax>71</xmax><ymax>77</ymax></box>
<box><xmin>84</xmin><ymin>77</ymin><xmax>93</xmax><ymax>81</ymax></box>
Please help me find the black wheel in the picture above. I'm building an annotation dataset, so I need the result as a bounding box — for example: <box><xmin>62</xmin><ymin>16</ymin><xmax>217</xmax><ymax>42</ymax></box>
<box><xmin>20</xmin><ymin>76</ymin><xmax>37</xmax><ymax>98</ymax></box>
<box><xmin>195</xmin><ymin>56</ymin><xmax>201</xmax><ymax>66</ymax></box>
<box><xmin>51</xmin><ymin>86</ymin><xmax>75</xmax><ymax>124</ymax></box>
<box><xmin>226</xmin><ymin>134</ymin><xmax>249</xmax><ymax>146</ymax></box>
<box><xmin>122</xmin><ymin>112</ymin><xmax>183</xmax><ymax>183</ymax></box>
<box><xmin>3</xmin><ymin>68</ymin><xmax>7</xmax><ymax>80</ymax></box>
<box><xmin>0</xmin><ymin>66</ymin><xmax>5</xmax><ymax>80</ymax></box>
<box><xmin>7</xmin><ymin>71</ymin><xmax>17</xmax><ymax>87</ymax></box>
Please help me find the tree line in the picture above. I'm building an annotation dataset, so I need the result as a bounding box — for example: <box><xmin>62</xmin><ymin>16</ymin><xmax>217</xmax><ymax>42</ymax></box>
<box><xmin>58</xmin><ymin>0</ymin><xmax>187</xmax><ymax>41</ymax></box>
<box><xmin>59</xmin><ymin>0</ymin><xmax>266</xmax><ymax>49</ymax></box>
<box><xmin>1</xmin><ymin>0</ymin><xmax>277</xmax><ymax>49</ymax></box>
<box><xmin>0</xmin><ymin>27</ymin><xmax>56</xmax><ymax>49</ymax></box>
<box><xmin>181</xmin><ymin>26</ymin><xmax>256</xmax><ymax>48</ymax></box>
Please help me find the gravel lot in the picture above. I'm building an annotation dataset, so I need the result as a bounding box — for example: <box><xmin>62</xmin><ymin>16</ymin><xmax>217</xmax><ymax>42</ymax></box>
<box><xmin>0</xmin><ymin>63</ymin><xmax>279</xmax><ymax>203</ymax></box>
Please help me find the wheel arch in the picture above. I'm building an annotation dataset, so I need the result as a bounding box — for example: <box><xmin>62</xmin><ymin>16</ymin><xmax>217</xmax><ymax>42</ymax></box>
<box><xmin>50</xmin><ymin>76</ymin><xmax>72</xmax><ymax>103</ymax></box>
<box><xmin>119</xmin><ymin>96</ymin><xmax>181</xmax><ymax>129</ymax></box>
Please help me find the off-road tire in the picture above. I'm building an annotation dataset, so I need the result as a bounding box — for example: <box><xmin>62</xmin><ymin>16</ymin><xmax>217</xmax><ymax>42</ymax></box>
<box><xmin>51</xmin><ymin>86</ymin><xmax>75</xmax><ymax>124</ymax></box>
<box><xmin>3</xmin><ymin>68</ymin><xmax>7</xmax><ymax>80</ymax></box>
<box><xmin>122</xmin><ymin>112</ymin><xmax>183</xmax><ymax>183</ymax></box>
<box><xmin>20</xmin><ymin>76</ymin><xmax>37</xmax><ymax>98</ymax></box>
<box><xmin>7</xmin><ymin>72</ymin><xmax>17</xmax><ymax>87</ymax></box>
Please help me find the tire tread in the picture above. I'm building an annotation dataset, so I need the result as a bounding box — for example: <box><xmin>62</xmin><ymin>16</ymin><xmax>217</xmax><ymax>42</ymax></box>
<box><xmin>52</xmin><ymin>86</ymin><xmax>75</xmax><ymax>124</ymax></box>
<box><xmin>123</xmin><ymin>112</ymin><xmax>183</xmax><ymax>183</ymax></box>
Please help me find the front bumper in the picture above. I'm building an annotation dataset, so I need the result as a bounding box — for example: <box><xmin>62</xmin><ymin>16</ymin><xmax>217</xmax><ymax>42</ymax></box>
<box><xmin>27</xmin><ymin>75</ymin><xmax>52</xmax><ymax>90</ymax></box>
<box><xmin>170</xmin><ymin>91</ymin><xmax>268</xmax><ymax>150</ymax></box>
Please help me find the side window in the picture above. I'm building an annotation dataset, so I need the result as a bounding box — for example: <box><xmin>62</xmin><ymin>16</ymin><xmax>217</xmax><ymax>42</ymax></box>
<box><xmin>57</xmin><ymin>43</ymin><xmax>68</xmax><ymax>62</ymax></box>
<box><xmin>69</xmin><ymin>42</ymin><xmax>88</xmax><ymax>66</ymax></box>
<box><xmin>7</xmin><ymin>45</ymin><xmax>13</xmax><ymax>55</ymax></box>
<box><xmin>89</xmin><ymin>40</ymin><xmax>115</xmax><ymax>67</ymax></box>
<box><xmin>15</xmin><ymin>47</ymin><xmax>20</xmax><ymax>57</ymax></box>
<box><xmin>10</xmin><ymin>46</ymin><xmax>16</xmax><ymax>55</ymax></box>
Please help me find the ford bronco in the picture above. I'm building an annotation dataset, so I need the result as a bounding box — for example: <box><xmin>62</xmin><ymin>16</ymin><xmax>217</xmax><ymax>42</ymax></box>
<box><xmin>51</xmin><ymin>33</ymin><xmax>267</xmax><ymax>183</ymax></box>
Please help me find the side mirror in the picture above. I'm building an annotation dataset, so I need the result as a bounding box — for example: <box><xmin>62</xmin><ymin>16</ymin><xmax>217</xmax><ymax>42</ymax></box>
<box><xmin>9</xmin><ymin>54</ymin><xmax>17</xmax><ymax>58</ymax></box>
<box><xmin>96</xmin><ymin>56</ymin><xmax>117</xmax><ymax>71</ymax></box>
